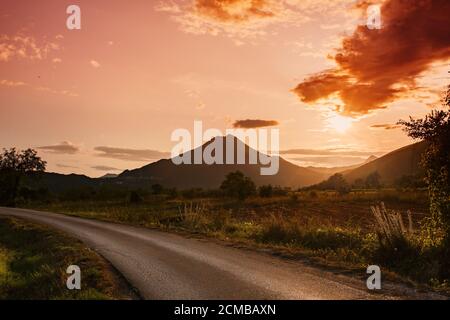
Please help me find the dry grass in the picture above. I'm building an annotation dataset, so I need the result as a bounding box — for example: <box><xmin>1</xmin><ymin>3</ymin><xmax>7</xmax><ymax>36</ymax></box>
<box><xmin>371</xmin><ymin>202</ymin><xmax>414</xmax><ymax>248</ymax></box>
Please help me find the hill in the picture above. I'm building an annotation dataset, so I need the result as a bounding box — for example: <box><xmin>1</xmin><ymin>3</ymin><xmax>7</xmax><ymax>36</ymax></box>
<box><xmin>343</xmin><ymin>141</ymin><xmax>427</xmax><ymax>185</ymax></box>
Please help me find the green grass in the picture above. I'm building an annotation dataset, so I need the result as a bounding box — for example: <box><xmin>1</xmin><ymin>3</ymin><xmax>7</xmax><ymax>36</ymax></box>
<box><xmin>0</xmin><ymin>217</ymin><xmax>133</xmax><ymax>300</ymax></box>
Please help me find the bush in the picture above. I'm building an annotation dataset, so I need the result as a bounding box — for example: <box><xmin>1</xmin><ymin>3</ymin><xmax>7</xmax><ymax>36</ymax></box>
<box><xmin>259</xmin><ymin>185</ymin><xmax>273</xmax><ymax>198</ymax></box>
<box><xmin>220</xmin><ymin>171</ymin><xmax>256</xmax><ymax>200</ymax></box>
<box><xmin>127</xmin><ymin>191</ymin><xmax>143</xmax><ymax>204</ymax></box>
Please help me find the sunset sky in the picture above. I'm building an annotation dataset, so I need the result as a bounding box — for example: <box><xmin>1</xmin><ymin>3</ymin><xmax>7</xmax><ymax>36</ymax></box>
<box><xmin>1</xmin><ymin>0</ymin><xmax>449</xmax><ymax>177</ymax></box>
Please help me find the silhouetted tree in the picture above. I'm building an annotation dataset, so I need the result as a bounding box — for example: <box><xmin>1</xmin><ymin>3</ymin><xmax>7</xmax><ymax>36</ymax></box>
<box><xmin>128</xmin><ymin>190</ymin><xmax>143</xmax><ymax>204</ymax></box>
<box><xmin>259</xmin><ymin>185</ymin><xmax>273</xmax><ymax>198</ymax></box>
<box><xmin>313</xmin><ymin>173</ymin><xmax>351</xmax><ymax>195</ymax></box>
<box><xmin>365</xmin><ymin>171</ymin><xmax>381</xmax><ymax>189</ymax></box>
<box><xmin>151</xmin><ymin>183</ymin><xmax>163</xmax><ymax>195</ymax></box>
<box><xmin>220</xmin><ymin>171</ymin><xmax>256</xmax><ymax>200</ymax></box>
<box><xmin>0</xmin><ymin>148</ymin><xmax>46</xmax><ymax>206</ymax></box>
<box><xmin>399</xmin><ymin>84</ymin><xmax>450</xmax><ymax>277</ymax></box>
<box><xmin>353</xmin><ymin>178</ymin><xmax>365</xmax><ymax>189</ymax></box>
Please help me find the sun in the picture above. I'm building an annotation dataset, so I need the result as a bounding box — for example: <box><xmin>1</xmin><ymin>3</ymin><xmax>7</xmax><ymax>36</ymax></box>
<box><xmin>326</xmin><ymin>114</ymin><xmax>354</xmax><ymax>133</ymax></box>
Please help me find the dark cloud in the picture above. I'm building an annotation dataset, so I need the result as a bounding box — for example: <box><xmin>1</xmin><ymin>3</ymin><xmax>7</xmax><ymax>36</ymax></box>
<box><xmin>91</xmin><ymin>165</ymin><xmax>121</xmax><ymax>172</ymax></box>
<box><xmin>233</xmin><ymin>119</ymin><xmax>279</xmax><ymax>128</ymax></box>
<box><xmin>370</xmin><ymin>123</ymin><xmax>402</xmax><ymax>130</ymax></box>
<box><xmin>293</xmin><ymin>0</ymin><xmax>450</xmax><ymax>116</ymax></box>
<box><xmin>94</xmin><ymin>146</ymin><xmax>170</xmax><ymax>162</ymax></box>
<box><xmin>56</xmin><ymin>164</ymin><xmax>79</xmax><ymax>169</ymax></box>
<box><xmin>37</xmin><ymin>141</ymin><xmax>79</xmax><ymax>154</ymax></box>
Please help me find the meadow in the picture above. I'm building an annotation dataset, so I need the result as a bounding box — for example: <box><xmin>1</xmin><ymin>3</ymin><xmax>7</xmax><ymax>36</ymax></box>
<box><xmin>24</xmin><ymin>187</ymin><xmax>449</xmax><ymax>293</ymax></box>
<box><xmin>0</xmin><ymin>216</ymin><xmax>134</xmax><ymax>299</ymax></box>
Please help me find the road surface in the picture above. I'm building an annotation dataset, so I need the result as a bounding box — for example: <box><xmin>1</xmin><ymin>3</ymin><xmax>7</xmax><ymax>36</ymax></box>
<box><xmin>0</xmin><ymin>207</ymin><xmax>431</xmax><ymax>300</ymax></box>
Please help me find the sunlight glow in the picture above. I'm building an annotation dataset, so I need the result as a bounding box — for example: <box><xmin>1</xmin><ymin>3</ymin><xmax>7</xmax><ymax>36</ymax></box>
<box><xmin>326</xmin><ymin>114</ymin><xmax>354</xmax><ymax>133</ymax></box>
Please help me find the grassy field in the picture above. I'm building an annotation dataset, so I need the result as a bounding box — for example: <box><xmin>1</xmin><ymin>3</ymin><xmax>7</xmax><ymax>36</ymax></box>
<box><xmin>0</xmin><ymin>216</ymin><xmax>135</xmax><ymax>300</ymax></box>
<box><xmin>24</xmin><ymin>188</ymin><xmax>449</xmax><ymax>293</ymax></box>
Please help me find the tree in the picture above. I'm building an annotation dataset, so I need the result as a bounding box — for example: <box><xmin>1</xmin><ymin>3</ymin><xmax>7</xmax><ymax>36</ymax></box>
<box><xmin>151</xmin><ymin>183</ymin><xmax>163</xmax><ymax>195</ymax></box>
<box><xmin>365</xmin><ymin>171</ymin><xmax>381</xmax><ymax>189</ymax></box>
<box><xmin>353</xmin><ymin>178</ymin><xmax>365</xmax><ymax>189</ymax></box>
<box><xmin>398</xmin><ymin>84</ymin><xmax>450</xmax><ymax>277</ymax></box>
<box><xmin>313</xmin><ymin>173</ymin><xmax>351</xmax><ymax>195</ymax></box>
<box><xmin>259</xmin><ymin>185</ymin><xmax>273</xmax><ymax>198</ymax></box>
<box><xmin>0</xmin><ymin>148</ymin><xmax>46</xmax><ymax>206</ymax></box>
<box><xmin>220</xmin><ymin>171</ymin><xmax>256</xmax><ymax>200</ymax></box>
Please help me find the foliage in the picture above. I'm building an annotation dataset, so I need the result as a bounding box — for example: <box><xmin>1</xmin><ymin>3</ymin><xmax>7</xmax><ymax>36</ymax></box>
<box><xmin>399</xmin><ymin>84</ymin><xmax>450</xmax><ymax>277</ymax></box>
<box><xmin>365</xmin><ymin>171</ymin><xmax>382</xmax><ymax>189</ymax></box>
<box><xmin>0</xmin><ymin>148</ymin><xmax>46</xmax><ymax>206</ymax></box>
<box><xmin>309</xmin><ymin>173</ymin><xmax>351</xmax><ymax>195</ymax></box>
<box><xmin>127</xmin><ymin>191</ymin><xmax>143</xmax><ymax>204</ymax></box>
<box><xmin>151</xmin><ymin>184</ymin><xmax>163</xmax><ymax>195</ymax></box>
<box><xmin>220</xmin><ymin>171</ymin><xmax>256</xmax><ymax>200</ymax></box>
<box><xmin>394</xmin><ymin>174</ymin><xmax>427</xmax><ymax>190</ymax></box>
<box><xmin>259</xmin><ymin>185</ymin><xmax>273</xmax><ymax>198</ymax></box>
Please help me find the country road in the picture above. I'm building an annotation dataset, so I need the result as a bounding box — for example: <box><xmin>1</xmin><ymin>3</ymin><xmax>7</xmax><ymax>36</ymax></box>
<box><xmin>0</xmin><ymin>207</ymin><xmax>441</xmax><ymax>300</ymax></box>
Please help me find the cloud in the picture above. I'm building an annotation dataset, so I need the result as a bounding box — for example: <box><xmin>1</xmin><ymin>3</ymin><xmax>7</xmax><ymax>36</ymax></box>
<box><xmin>370</xmin><ymin>123</ymin><xmax>401</xmax><ymax>130</ymax></box>
<box><xmin>91</xmin><ymin>165</ymin><xmax>121</xmax><ymax>172</ymax></box>
<box><xmin>56</xmin><ymin>164</ymin><xmax>79</xmax><ymax>169</ymax></box>
<box><xmin>232</xmin><ymin>119</ymin><xmax>279</xmax><ymax>128</ymax></box>
<box><xmin>0</xmin><ymin>79</ymin><xmax>26</xmax><ymax>87</ymax></box>
<box><xmin>156</xmin><ymin>0</ymin><xmax>351</xmax><ymax>40</ymax></box>
<box><xmin>290</xmin><ymin>155</ymin><xmax>367</xmax><ymax>167</ymax></box>
<box><xmin>194</xmin><ymin>0</ymin><xmax>277</xmax><ymax>23</ymax></box>
<box><xmin>90</xmin><ymin>60</ymin><xmax>101</xmax><ymax>68</ymax></box>
<box><xmin>1</xmin><ymin>79</ymin><xmax>78</xmax><ymax>97</ymax></box>
<box><xmin>293</xmin><ymin>0</ymin><xmax>450</xmax><ymax>117</ymax></box>
<box><xmin>35</xmin><ymin>86</ymin><xmax>79</xmax><ymax>97</ymax></box>
<box><xmin>280</xmin><ymin>148</ymin><xmax>383</xmax><ymax>157</ymax></box>
<box><xmin>37</xmin><ymin>141</ymin><xmax>80</xmax><ymax>154</ymax></box>
<box><xmin>0</xmin><ymin>34</ymin><xmax>60</xmax><ymax>62</ymax></box>
<box><xmin>94</xmin><ymin>146</ymin><xmax>170</xmax><ymax>162</ymax></box>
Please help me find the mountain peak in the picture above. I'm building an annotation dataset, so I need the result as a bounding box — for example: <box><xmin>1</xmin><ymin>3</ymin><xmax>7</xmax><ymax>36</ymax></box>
<box><xmin>365</xmin><ymin>155</ymin><xmax>378</xmax><ymax>164</ymax></box>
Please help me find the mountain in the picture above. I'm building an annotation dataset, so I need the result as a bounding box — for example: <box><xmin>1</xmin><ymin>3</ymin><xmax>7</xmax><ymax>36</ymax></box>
<box><xmin>99</xmin><ymin>173</ymin><xmax>119</xmax><ymax>179</ymax></box>
<box><xmin>343</xmin><ymin>141</ymin><xmax>427</xmax><ymax>185</ymax></box>
<box><xmin>364</xmin><ymin>155</ymin><xmax>378</xmax><ymax>164</ymax></box>
<box><xmin>119</xmin><ymin>136</ymin><xmax>328</xmax><ymax>189</ymax></box>
<box><xmin>32</xmin><ymin>172</ymin><xmax>96</xmax><ymax>193</ymax></box>
<box><xmin>306</xmin><ymin>163</ymin><xmax>363</xmax><ymax>177</ymax></box>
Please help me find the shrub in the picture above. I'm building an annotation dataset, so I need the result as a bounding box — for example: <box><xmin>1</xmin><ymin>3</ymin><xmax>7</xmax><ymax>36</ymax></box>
<box><xmin>259</xmin><ymin>185</ymin><xmax>273</xmax><ymax>198</ymax></box>
<box><xmin>127</xmin><ymin>191</ymin><xmax>143</xmax><ymax>204</ymax></box>
<box><xmin>220</xmin><ymin>171</ymin><xmax>256</xmax><ymax>200</ymax></box>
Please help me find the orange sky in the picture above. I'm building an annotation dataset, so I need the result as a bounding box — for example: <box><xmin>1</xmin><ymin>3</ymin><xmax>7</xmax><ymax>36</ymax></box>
<box><xmin>1</xmin><ymin>0</ymin><xmax>449</xmax><ymax>177</ymax></box>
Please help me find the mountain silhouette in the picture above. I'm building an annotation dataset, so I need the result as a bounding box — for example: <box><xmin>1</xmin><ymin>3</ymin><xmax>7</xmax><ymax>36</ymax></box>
<box><xmin>343</xmin><ymin>141</ymin><xmax>427</xmax><ymax>184</ymax></box>
<box><xmin>119</xmin><ymin>136</ymin><xmax>327</xmax><ymax>189</ymax></box>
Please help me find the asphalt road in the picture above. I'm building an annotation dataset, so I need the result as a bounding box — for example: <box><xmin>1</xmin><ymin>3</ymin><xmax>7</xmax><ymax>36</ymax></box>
<box><xmin>0</xmin><ymin>207</ymin><xmax>428</xmax><ymax>300</ymax></box>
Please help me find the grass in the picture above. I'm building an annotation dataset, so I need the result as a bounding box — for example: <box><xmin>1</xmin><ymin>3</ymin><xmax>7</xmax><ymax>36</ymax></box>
<box><xmin>23</xmin><ymin>189</ymin><xmax>449</xmax><ymax>294</ymax></box>
<box><xmin>0</xmin><ymin>217</ymin><xmax>134</xmax><ymax>300</ymax></box>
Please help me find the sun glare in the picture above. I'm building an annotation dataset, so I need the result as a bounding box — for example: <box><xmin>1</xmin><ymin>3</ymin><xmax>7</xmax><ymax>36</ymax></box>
<box><xmin>327</xmin><ymin>114</ymin><xmax>354</xmax><ymax>133</ymax></box>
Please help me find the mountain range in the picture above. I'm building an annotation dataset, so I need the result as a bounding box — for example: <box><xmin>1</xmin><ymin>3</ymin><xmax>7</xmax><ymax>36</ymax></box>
<box><xmin>39</xmin><ymin>137</ymin><xmax>427</xmax><ymax>192</ymax></box>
